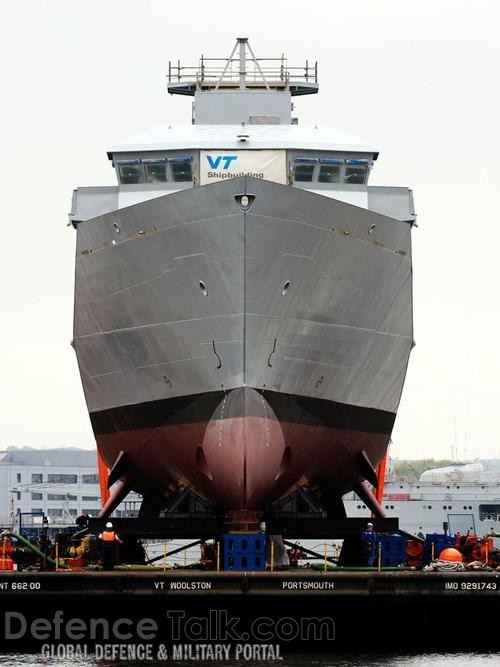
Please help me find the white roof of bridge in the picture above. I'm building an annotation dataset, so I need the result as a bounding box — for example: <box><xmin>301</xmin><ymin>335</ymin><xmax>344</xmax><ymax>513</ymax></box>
<box><xmin>109</xmin><ymin>124</ymin><xmax>378</xmax><ymax>156</ymax></box>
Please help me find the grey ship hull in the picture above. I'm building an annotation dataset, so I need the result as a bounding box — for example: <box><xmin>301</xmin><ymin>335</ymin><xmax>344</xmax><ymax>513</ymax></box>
<box><xmin>74</xmin><ymin>177</ymin><xmax>413</xmax><ymax>511</ymax></box>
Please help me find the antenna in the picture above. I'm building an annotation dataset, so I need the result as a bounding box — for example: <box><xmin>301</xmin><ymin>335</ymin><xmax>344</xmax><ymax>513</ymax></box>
<box><xmin>453</xmin><ymin>409</ymin><xmax>458</xmax><ymax>462</ymax></box>
<box><xmin>238</xmin><ymin>38</ymin><xmax>246</xmax><ymax>90</ymax></box>
<box><xmin>463</xmin><ymin>405</ymin><xmax>468</xmax><ymax>461</ymax></box>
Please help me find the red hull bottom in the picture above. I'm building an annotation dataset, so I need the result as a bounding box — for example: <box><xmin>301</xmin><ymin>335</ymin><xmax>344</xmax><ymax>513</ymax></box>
<box><xmin>93</xmin><ymin>387</ymin><xmax>394</xmax><ymax>512</ymax></box>
<box><xmin>97</xmin><ymin>417</ymin><xmax>389</xmax><ymax>511</ymax></box>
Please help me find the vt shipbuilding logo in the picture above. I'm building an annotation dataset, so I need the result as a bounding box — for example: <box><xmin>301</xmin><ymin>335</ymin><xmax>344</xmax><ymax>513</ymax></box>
<box><xmin>200</xmin><ymin>149</ymin><xmax>286</xmax><ymax>185</ymax></box>
<box><xmin>204</xmin><ymin>153</ymin><xmax>264</xmax><ymax>180</ymax></box>
<box><xmin>205</xmin><ymin>154</ymin><xmax>238</xmax><ymax>169</ymax></box>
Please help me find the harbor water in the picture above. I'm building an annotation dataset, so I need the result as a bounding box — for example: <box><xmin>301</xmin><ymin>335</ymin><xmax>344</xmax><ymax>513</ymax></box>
<box><xmin>0</xmin><ymin>651</ymin><xmax>498</xmax><ymax>666</ymax></box>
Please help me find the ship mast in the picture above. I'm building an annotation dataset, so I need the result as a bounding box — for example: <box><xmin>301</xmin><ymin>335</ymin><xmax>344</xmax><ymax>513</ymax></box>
<box><xmin>167</xmin><ymin>37</ymin><xmax>318</xmax><ymax>125</ymax></box>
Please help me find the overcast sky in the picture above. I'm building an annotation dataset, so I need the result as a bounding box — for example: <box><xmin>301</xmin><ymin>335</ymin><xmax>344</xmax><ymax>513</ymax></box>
<box><xmin>0</xmin><ymin>1</ymin><xmax>499</xmax><ymax>462</ymax></box>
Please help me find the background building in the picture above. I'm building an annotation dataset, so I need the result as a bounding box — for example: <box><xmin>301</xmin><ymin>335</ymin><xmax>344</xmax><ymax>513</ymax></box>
<box><xmin>0</xmin><ymin>447</ymin><xmax>140</xmax><ymax>529</ymax></box>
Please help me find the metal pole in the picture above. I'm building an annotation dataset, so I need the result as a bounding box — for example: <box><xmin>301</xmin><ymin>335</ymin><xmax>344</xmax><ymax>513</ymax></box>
<box><xmin>431</xmin><ymin>542</ymin><xmax>435</xmax><ymax>561</ymax></box>
<box><xmin>216</xmin><ymin>542</ymin><xmax>221</xmax><ymax>572</ymax></box>
<box><xmin>246</xmin><ymin>40</ymin><xmax>270</xmax><ymax>91</ymax></box>
<box><xmin>239</xmin><ymin>38</ymin><xmax>246</xmax><ymax>90</ymax></box>
<box><xmin>377</xmin><ymin>542</ymin><xmax>382</xmax><ymax>573</ymax></box>
<box><xmin>215</xmin><ymin>40</ymin><xmax>239</xmax><ymax>91</ymax></box>
<box><xmin>270</xmin><ymin>541</ymin><xmax>275</xmax><ymax>572</ymax></box>
<box><xmin>41</xmin><ymin>515</ymin><xmax>48</xmax><ymax>571</ymax></box>
<box><xmin>485</xmin><ymin>540</ymin><xmax>489</xmax><ymax>566</ymax></box>
<box><xmin>10</xmin><ymin>498</ymin><xmax>15</xmax><ymax>532</ymax></box>
<box><xmin>55</xmin><ymin>542</ymin><xmax>59</xmax><ymax>572</ymax></box>
<box><xmin>163</xmin><ymin>543</ymin><xmax>167</xmax><ymax>571</ymax></box>
<box><xmin>324</xmin><ymin>543</ymin><xmax>327</xmax><ymax>572</ymax></box>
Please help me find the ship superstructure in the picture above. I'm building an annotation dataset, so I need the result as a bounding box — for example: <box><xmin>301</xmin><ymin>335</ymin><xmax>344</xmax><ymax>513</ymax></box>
<box><xmin>70</xmin><ymin>39</ymin><xmax>416</xmax><ymax>520</ymax></box>
<box><xmin>345</xmin><ymin>460</ymin><xmax>500</xmax><ymax>540</ymax></box>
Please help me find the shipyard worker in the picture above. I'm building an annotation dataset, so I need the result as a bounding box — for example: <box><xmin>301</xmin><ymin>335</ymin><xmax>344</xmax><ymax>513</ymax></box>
<box><xmin>361</xmin><ymin>522</ymin><xmax>378</xmax><ymax>567</ymax></box>
<box><xmin>98</xmin><ymin>521</ymin><xmax>123</xmax><ymax>571</ymax></box>
<box><xmin>416</xmin><ymin>527</ymin><xmax>425</xmax><ymax>540</ymax></box>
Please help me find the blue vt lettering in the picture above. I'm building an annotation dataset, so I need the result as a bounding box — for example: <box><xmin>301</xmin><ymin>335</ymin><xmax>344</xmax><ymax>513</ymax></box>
<box><xmin>206</xmin><ymin>155</ymin><xmax>238</xmax><ymax>169</ymax></box>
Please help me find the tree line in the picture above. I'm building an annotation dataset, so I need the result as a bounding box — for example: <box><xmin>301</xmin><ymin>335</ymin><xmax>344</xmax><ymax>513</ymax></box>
<box><xmin>392</xmin><ymin>459</ymin><xmax>462</xmax><ymax>481</ymax></box>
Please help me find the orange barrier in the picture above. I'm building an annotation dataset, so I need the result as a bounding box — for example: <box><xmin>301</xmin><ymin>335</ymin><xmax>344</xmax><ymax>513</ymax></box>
<box><xmin>375</xmin><ymin>451</ymin><xmax>388</xmax><ymax>507</ymax></box>
<box><xmin>96</xmin><ymin>449</ymin><xmax>110</xmax><ymax>507</ymax></box>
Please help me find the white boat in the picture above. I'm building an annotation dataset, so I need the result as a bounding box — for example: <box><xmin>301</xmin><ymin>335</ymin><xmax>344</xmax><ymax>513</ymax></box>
<box><xmin>344</xmin><ymin>459</ymin><xmax>500</xmax><ymax>544</ymax></box>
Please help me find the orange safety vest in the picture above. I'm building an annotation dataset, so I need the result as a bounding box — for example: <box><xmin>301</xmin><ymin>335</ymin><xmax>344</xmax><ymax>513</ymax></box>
<box><xmin>99</xmin><ymin>530</ymin><xmax>118</xmax><ymax>542</ymax></box>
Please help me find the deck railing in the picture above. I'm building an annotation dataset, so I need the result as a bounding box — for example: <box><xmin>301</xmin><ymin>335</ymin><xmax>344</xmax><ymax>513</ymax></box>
<box><xmin>168</xmin><ymin>57</ymin><xmax>317</xmax><ymax>90</ymax></box>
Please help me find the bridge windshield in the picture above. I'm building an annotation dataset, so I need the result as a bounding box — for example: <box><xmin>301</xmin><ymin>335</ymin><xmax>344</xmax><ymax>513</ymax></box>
<box><xmin>344</xmin><ymin>160</ymin><xmax>369</xmax><ymax>184</ymax></box>
<box><xmin>118</xmin><ymin>160</ymin><xmax>144</xmax><ymax>184</ymax></box>
<box><xmin>170</xmin><ymin>157</ymin><xmax>193</xmax><ymax>182</ymax></box>
<box><xmin>116</xmin><ymin>156</ymin><xmax>194</xmax><ymax>185</ymax></box>
<box><xmin>293</xmin><ymin>156</ymin><xmax>370</xmax><ymax>185</ymax></box>
<box><xmin>294</xmin><ymin>161</ymin><xmax>316</xmax><ymax>182</ymax></box>
<box><xmin>143</xmin><ymin>159</ymin><xmax>168</xmax><ymax>182</ymax></box>
<box><xmin>318</xmin><ymin>159</ymin><xmax>341</xmax><ymax>183</ymax></box>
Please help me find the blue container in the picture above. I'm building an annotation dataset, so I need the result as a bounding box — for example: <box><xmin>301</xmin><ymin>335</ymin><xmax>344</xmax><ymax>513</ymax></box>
<box><xmin>224</xmin><ymin>552</ymin><xmax>265</xmax><ymax>571</ymax></box>
<box><xmin>224</xmin><ymin>534</ymin><xmax>265</xmax><ymax>554</ymax></box>
<box><xmin>423</xmin><ymin>533</ymin><xmax>455</xmax><ymax>564</ymax></box>
<box><xmin>223</xmin><ymin>533</ymin><xmax>266</xmax><ymax>571</ymax></box>
<box><xmin>378</xmin><ymin>534</ymin><xmax>407</xmax><ymax>566</ymax></box>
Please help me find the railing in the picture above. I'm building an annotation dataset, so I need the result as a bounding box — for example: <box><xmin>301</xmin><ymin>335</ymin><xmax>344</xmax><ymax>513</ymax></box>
<box><xmin>168</xmin><ymin>57</ymin><xmax>317</xmax><ymax>89</ymax></box>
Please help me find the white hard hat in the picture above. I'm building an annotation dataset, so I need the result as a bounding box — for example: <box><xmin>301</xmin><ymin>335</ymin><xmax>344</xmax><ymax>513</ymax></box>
<box><xmin>367</xmin><ymin>522</ymin><xmax>373</xmax><ymax>527</ymax></box>
<box><xmin>106</xmin><ymin>521</ymin><xmax>113</xmax><ymax>528</ymax></box>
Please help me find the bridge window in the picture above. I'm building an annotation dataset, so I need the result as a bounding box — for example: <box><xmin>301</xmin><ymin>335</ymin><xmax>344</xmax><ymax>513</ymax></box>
<box><xmin>292</xmin><ymin>156</ymin><xmax>372</xmax><ymax>185</ymax></box>
<box><xmin>319</xmin><ymin>158</ymin><xmax>341</xmax><ymax>183</ymax></box>
<box><xmin>294</xmin><ymin>164</ymin><xmax>315</xmax><ymax>181</ymax></box>
<box><xmin>170</xmin><ymin>156</ymin><xmax>193</xmax><ymax>182</ymax></box>
<box><xmin>117</xmin><ymin>160</ymin><xmax>144</xmax><ymax>184</ymax></box>
<box><xmin>293</xmin><ymin>157</ymin><xmax>317</xmax><ymax>182</ymax></box>
<box><xmin>344</xmin><ymin>159</ymin><xmax>369</xmax><ymax>184</ymax></box>
<box><xmin>144</xmin><ymin>159</ymin><xmax>168</xmax><ymax>183</ymax></box>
